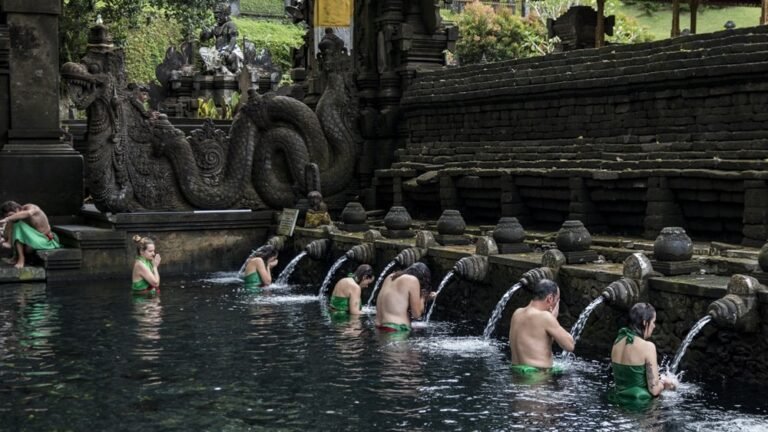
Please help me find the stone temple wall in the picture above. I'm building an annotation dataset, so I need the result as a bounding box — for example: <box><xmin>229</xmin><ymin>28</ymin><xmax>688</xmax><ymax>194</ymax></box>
<box><xmin>375</xmin><ymin>26</ymin><xmax>768</xmax><ymax>245</ymax></box>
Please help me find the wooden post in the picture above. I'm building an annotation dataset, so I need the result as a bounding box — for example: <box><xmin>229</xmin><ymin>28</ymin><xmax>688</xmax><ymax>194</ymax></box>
<box><xmin>595</xmin><ymin>0</ymin><xmax>605</xmax><ymax>48</ymax></box>
<box><xmin>690</xmin><ymin>0</ymin><xmax>699</xmax><ymax>34</ymax></box>
<box><xmin>671</xmin><ymin>0</ymin><xmax>681</xmax><ymax>37</ymax></box>
<box><xmin>762</xmin><ymin>0</ymin><xmax>768</xmax><ymax>25</ymax></box>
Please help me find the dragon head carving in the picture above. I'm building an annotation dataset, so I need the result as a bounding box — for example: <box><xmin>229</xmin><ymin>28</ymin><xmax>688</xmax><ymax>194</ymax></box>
<box><xmin>60</xmin><ymin>21</ymin><xmax>125</xmax><ymax>112</ymax></box>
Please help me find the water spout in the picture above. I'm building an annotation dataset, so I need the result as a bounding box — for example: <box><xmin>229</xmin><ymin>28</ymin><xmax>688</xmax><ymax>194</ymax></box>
<box><xmin>345</xmin><ymin>243</ymin><xmax>376</xmax><ymax>264</ymax></box>
<box><xmin>453</xmin><ymin>255</ymin><xmax>489</xmax><ymax>282</ymax></box>
<box><xmin>366</xmin><ymin>260</ymin><xmax>398</xmax><ymax>308</ymax></box>
<box><xmin>424</xmin><ymin>270</ymin><xmax>455</xmax><ymax>324</ymax></box>
<box><xmin>519</xmin><ymin>267</ymin><xmax>555</xmax><ymax>289</ymax></box>
<box><xmin>394</xmin><ymin>247</ymin><xmax>427</xmax><ymax>267</ymax></box>
<box><xmin>305</xmin><ymin>239</ymin><xmax>331</xmax><ymax>260</ymax></box>
<box><xmin>482</xmin><ymin>282</ymin><xmax>524</xmax><ymax>339</ymax></box>
<box><xmin>570</xmin><ymin>296</ymin><xmax>606</xmax><ymax>345</ymax></box>
<box><xmin>318</xmin><ymin>256</ymin><xmax>348</xmax><ymax>297</ymax></box>
<box><xmin>669</xmin><ymin>315</ymin><xmax>713</xmax><ymax>373</ymax></box>
<box><xmin>275</xmin><ymin>251</ymin><xmax>307</xmax><ymax>285</ymax></box>
<box><xmin>707</xmin><ymin>274</ymin><xmax>761</xmax><ymax>332</ymax></box>
<box><xmin>601</xmin><ymin>278</ymin><xmax>640</xmax><ymax>310</ymax></box>
<box><xmin>266</xmin><ymin>235</ymin><xmax>288</xmax><ymax>251</ymax></box>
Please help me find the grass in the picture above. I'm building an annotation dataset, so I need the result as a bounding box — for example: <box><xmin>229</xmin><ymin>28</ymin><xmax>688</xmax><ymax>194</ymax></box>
<box><xmin>239</xmin><ymin>0</ymin><xmax>285</xmax><ymax>17</ymax></box>
<box><xmin>618</xmin><ymin>2</ymin><xmax>762</xmax><ymax>40</ymax></box>
<box><xmin>232</xmin><ymin>17</ymin><xmax>306</xmax><ymax>73</ymax></box>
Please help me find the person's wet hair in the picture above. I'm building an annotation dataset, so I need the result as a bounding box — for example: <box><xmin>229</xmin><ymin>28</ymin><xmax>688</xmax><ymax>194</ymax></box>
<box><xmin>252</xmin><ymin>244</ymin><xmax>278</xmax><ymax>260</ymax></box>
<box><xmin>392</xmin><ymin>262</ymin><xmax>431</xmax><ymax>292</ymax></box>
<box><xmin>1</xmin><ymin>200</ymin><xmax>21</xmax><ymax>216</ymax></box>
<box><xmin>132</xmin><ymin>235</ymin><xmax>155</xmax><ymax>256</ymax></box>
<box><xmin>353</xmin><ymin>264</ymin><xmax>373</xmax><ymax>283</ymax></box>
<box><xmin>532</xmin><ymin>279</ymin><xmax>559</xmax><ymax>300</ymax></box>
<box><xmin>628</xmin><ymin>302</ymin><xmax>656</xmax><ymax>336</ymax></box>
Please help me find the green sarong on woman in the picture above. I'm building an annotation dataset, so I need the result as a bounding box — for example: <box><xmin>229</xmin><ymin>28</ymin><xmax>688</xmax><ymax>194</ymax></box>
<box><xmin>11</xmin><ymin>221</ymin><xmax>59</xmax><ymax>250</ymax></box>
<box><xmin>609</xmin><ymin>327</ymin><xmax>653</xmax><ymax>408</ymax></box>
<box><xmin>132</xmin><ymin>257</ymin><xmax>157</xmax><ymax>293</ymax></box>
<box><xmin>243</xmin><ymin>271</ymin><xmax>263</xmax><ymax>290</ymax></box>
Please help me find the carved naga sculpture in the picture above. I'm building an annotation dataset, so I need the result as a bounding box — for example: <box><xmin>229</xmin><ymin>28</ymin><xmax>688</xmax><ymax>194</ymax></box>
<box><xmin>60</xmin><ymin>20</ymin><xmax>357</xmax><ymax>213</ymax></box>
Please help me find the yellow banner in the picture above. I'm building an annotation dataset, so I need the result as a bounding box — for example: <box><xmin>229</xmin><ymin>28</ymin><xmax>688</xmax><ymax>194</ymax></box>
<box><xmin>315</xmin><ymin>0</ymin><xmax>352</xmax><ymax>27</ymax></box>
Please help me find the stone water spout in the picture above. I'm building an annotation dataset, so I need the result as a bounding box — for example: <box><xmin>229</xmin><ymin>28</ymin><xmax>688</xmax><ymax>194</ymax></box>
<box><xmin>519</xmin><ymin>249</ymin><xmax>566</xmax><ymax>289</ymax></box>
<box><xmin>453</xmin><ymin>255</ymin><xmax>489</xmax><ymax>282</ymax></box>
<box><xmin>305</xmin><ymin>239</ymin><xmax>331</xmax><ymax>260</ymax></box>
<box><xmin>267</xmin><ymin>235</ymin><xmax>288</xmax><ymax>252</ymax></box>
<box><xmin>345</xmin><ymin>242</ymin><xmax>376</xmax><ymax>264</ymax></box>
<box><xmin>601</xmin><ymin>253</ymin><xmax>653</xmax><ymax>310</ymax></box>
<box><xmin>707</xmin><ymin>274</ymin><xmax>761</xmax><ymax>332</ymax></box>
<box><xmin>394</xmin><ymin>247</ymin><xmax>427</xmax><ymax>267</ymax></box>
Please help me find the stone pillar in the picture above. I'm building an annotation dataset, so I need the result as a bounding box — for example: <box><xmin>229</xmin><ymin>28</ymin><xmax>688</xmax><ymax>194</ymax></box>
<box><xmin>643</xmin><ymin>177</ymin><xmax>685</xmax><ymax>239</ymax></box>
<box><xmin>0</xmin><ymin>0</ymin><xmax>83</xmax><ymax>216</ymax></box>
<box><xmin>568</xmin><ymin>177</ymin><xmax>606</xmax><ymax>233</ymax></box>
<box><xmin>742</xmin><ymin>180</ymin><xmax>768</xmax><ymax>247</ymax></box>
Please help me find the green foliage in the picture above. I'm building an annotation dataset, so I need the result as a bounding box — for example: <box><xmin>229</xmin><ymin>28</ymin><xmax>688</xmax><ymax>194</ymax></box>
<box><xmin>455</xmin><ymin>1</ymin><xmax>553</xmax><ymax>64</ymax></box>
<box><xmin>197</xmin><ymin>92</ymin><xmax>241</xmax><ymax>119</ymax></box>
<box><xmin>608</xmin><ymin>13</ymin><xmax>655</xmax><ymax>44</ymax></box>
<box><xmin>239</xmin><ymin>0</ymin><xmax>286</xmax><ymax>16</ymax></box>
<box><xmin>233</xmin><ymin>18</ymin><xmax>306</xmax><ymax>73</ymax></box>
<box><xmin>123</xmin><ymin>11</ymin><xmax>183</xmax><ymax>84</ymax></box>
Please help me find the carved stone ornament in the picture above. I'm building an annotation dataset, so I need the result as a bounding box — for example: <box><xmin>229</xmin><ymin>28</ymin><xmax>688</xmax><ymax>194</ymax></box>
<box><xmin>555</xmin><ymin>220</ymin><xmax>592</xmax><ymax>252</ymax></box>
<box><xmin>437</xmin><ymin>209</ymin><xmax>466</xmax><ymax>235</ymax></box>
<box><xmin>653</xmin><ymin>227</ymin><xmax>693</xmax><ymax>262</ymax></box>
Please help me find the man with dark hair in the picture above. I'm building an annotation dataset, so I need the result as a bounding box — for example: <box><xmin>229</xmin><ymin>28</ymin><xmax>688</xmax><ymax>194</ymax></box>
<box><xmin>508</xmin><ymin>279</ymin><xmax>575</xmax><ymax>374</ymax></box>
<box><xmin>375</xmin><ymin>262</ymin><xmax>436</xmax><ymax>333</ymax></box>
<box><xmin>0</xmin><ymin>201</ymin><xmax>60</xmax><ymax>268</ymax></box>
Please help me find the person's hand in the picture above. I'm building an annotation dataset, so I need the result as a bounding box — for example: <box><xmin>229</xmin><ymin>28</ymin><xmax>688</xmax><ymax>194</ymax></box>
<box><xmin>660</xmin><ymin>373</ymin><xmax>678</xmax><ymax>390</ymax></box>
<box><xmin>427</xmin><ymin>291</ymin><xmax>437</xmax><ymax>301</ymax></box>
<box><xmin>268</xmin><ymin>258</ymin><xmax>278</xmax><ymax>268</ymax></box>
<box><xmin>153</xmin><ymin>254</ymin><xmax>162</xmax><ymax>267</ymax></box>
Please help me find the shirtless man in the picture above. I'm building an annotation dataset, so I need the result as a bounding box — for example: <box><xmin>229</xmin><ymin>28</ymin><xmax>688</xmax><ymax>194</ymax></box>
<box><xmin>508</xmin><ymin>279</ymin><xmax>575</xmax><ymax>373</ymax></box>
<box><xmin>375</xmin><ymin>262</ymin><xmax>435</xmax><ymax>333</ymax></box>
<box><xmin>0</xmin><ymin>201</ymin><xmax>60</xmax><ymax>268</ymax></box>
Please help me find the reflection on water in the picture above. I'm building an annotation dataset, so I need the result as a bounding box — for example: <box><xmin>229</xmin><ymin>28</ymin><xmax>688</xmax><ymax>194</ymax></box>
<box><xmin>0</xmin><ymin>277</ymin><xmax>766</xmax><ymax>431</ymax></box>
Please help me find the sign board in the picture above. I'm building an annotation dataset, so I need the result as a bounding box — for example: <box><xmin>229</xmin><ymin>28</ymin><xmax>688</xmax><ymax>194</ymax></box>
<box><xmin>277</xmin><ymin>208</ymin><xmax>300</xmax><ymax>236</ymax></box>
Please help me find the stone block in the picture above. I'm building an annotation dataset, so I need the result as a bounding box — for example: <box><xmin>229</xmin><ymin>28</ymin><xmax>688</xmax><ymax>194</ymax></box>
<box><xmin>382</xmin><ymin>229</ymin><xmax>416</xmax><ymax>239</ymax></box>
<box><xmin>435</xmin><ymin>233</ymin><xmax>472</xmax><ymax>246</ymax></box>
<box><xmin>651</xmin><ymin>260</ymin><xmax>701</xmax><ymax>276</ymax></box>
<box><xmin>563</xmin><ymin>249</ymin><xmax>598</xmax><ymax>264</ymax></box>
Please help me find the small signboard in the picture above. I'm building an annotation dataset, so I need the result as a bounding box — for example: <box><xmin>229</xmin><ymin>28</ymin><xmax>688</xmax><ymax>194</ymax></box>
<box><xmin>277</xmin><ymin>208</ymin><xmax>300</xmax><ymax>237</ymax></box>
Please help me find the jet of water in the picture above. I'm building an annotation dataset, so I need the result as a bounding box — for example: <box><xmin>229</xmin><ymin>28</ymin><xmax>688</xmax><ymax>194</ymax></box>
<box><xmin>482</xmin><ymin>282</ymin><xmax>523</xmax><ymax>339</ymax></box>
<box><xmin>669</xmin><ymin>315</ymin><xmax>712</xmax><ymax>374</ymax></box>
<box><xmin>424</xmin><ymin>270</ymin><xmax>455</xmax><ymax>324</ymax></box>
<box><xmin>318</xmin><ymin>256</ymin><xmax>348</xmax><ymax>297</ymax></box>
<box><xmin>275</xmin><ymin>251</ymin><xmax>307</xmax><ymax>286</ymax></box>
<box><xmin>570</xmin><ymin>296</ymin><xmax>606</xmax><ymax>346</ymax></box>
<box><xmin>366</xmin><ymin>260</ymin><xmax>398</xmax><ymax>308</ymax></box>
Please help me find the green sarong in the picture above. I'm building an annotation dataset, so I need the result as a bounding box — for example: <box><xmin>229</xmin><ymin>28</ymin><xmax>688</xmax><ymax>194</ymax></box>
<box><xmin>243</xmin><ymin>271</ymin><xmax>263</xmax><ymax>291</ymax></box>
<box><xmin>510</xmin><ymin>364</ymin><xmax>564</xmax><ymax>376</ymax></box>
<box><xmin>377</xmin><ymin>322</ymin><xmax>411</xmax><ymax>333</ymax></box>
<box><xmin>609</xmin><ymin>327</ymin><xmax>653</xmax><ymax>408</ymax></box>
<box><xmin>330</xmin><ymin>295</ymin><xmax>350</xmax><ymax>313</ymax></box>
<box><xmin>11</xmin><ymin>221</ymin><xmax>59</xmax><ymax>250</ymax></box>
<box><xmin>132</xmin><ymin>257</ymin><xmax>157</xmax><ymax>294</ymax></box>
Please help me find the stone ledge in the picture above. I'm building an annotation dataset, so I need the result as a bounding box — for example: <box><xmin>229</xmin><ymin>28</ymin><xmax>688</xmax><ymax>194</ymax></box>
<box><xmin>427</xmin><ymin>245</ymin><xmax>474</xmax><ymax>260</ymax></box>
<box><xmin>0</xmin><ymin>264</ymin><xmax>46</xmax><ymax>283</ymax></box>
<box><xmin>649</xmin><ymin>274</ymin><xmax>728</xmax><ymax>299</ymax></box>
<box><xmin>35</xmin><ymin>248</ymin><xmax>82</xmax><ymax>271</ymax></box>
<box><xmin>54</xmin><ymin>224</ymin><xmax>125</xmax><ymax>249</ymax></box>
<box><xmin>293</xmin><ymin>227</ymin><xmax>328</xmax><ymax>239</ymax></box>
<box><xmin>81</xmin><ymin>205</ymin><xmax>274</xmax><ymax>232</ymax></box>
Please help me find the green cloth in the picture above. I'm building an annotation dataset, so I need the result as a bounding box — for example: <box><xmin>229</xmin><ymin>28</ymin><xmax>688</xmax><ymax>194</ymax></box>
<box><xmin>377</xmin><ymin>322</ymin><xmax>411</xmax><ymax>332</ymax></box>
<box><xmin>243</xmin><ymin>271</ymin><xmax>263</xmax><ymax>290</ymax></box>
<box><xmin>509</xmin><ymin>364</ymin><xmax>564</xmax><ymax>376</ymax></box>
<box><xmin>614</xmin><ymin>327</ymin><xmax>637</xmax><ymax>345</ymax></box>
<box><xmin>132</xmin><ymin>257</ymin><xmax>156</xmax><ymax>292</ymax></box>
<box><xmin>330</xmin><ymin>295</ymin><xmax>351</xmax><ymax>313</ymax></box>
<box><xmin>11</xmin><ymin>221</ymin><xmax>60</xmax><ymax>251</ymax></box>
<box><xmin>609</xmin><ymin>363</ymin><xmax>653</xmax><ymax>409</ymax></box>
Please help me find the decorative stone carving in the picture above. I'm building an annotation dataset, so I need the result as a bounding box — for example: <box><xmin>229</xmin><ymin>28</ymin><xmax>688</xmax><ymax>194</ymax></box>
<box><xmin>493</xmin><ymin>217</ymin><xmax>530</xmax><ymax>254</ymax></box>
<box><xmin>758</xmin><ymin>241</ymin><xmax>768</xmax><ymax>272</ymax></box>
<box><xmin>394</xmin><ymin>247</ymin><xmax>427</xmax><ymax>267</ymax></box>
<box><xmin>345</xmin><ymin>242</ymin><xmax>376</xmax><ymax>264</ymax></box>
<box><xmin>555</xmin><ymin>220</ymin><xmax>592</xmax><ymax>252</ymax></box>
<box><xmin>602</xmin><ymin>278</ymin><xmax>640</xmax><ymax>311</ymax></box>
<box><xmin>415</xmin><ymin>230</ymin><xmax>437</xmax><ymax>249</ymax></box>
<box><xmin>707</xmin><ymin>274</ymin><xmax>761</xmax><ymax>332</ymax></box>
<box><xmin>453</xmin><ymin>254</ymin><xmax>488</xmax><ymax>282</ymax></box>
<box><xmin>384</xmin><ymin>206</ymin><xmax>412</xmax><ymax>230</ymax></box>
<box><xmin>519</xmin><ymin>267</ymin><xmax>555</xmax><ymax>290</ymax></box>
<box><xmin>338</xmin><ymin>201</ymin><xmax>368</xmax><ymax>232</ymax></box>
<box><xmin>622</xmin><ymin>253</ymin><xmax>653</xmax><ymax>281</ymax></box>
<box><xmin>437</xmin><ymin>209</ymin><xmax>466</xmax><ymax>235</ymax></box>
<box><xmin>653</xmin><ymin>227</ymin><xmax>693</xmax><ymax>261</ymax></box>
<box><xmin>199</xmin><ymin>2</ymin><xmax>244</xmax><ymax>75</ymax></box>
<box><xmin>475</xmin><ymin>236</ymin><xmax>499</xmax><ymax>256</ymax></box>
<box><xmin>61</xmin><ymin>20</ymin><xmax>358</xmax><ymax>213</ymax></box>
<box><xmin>305</xmin><ymin>238</ymin><xmax>331</xmax><ymax>260</ymax></box>
<box><xmin>266</xmin><ymin>235</ymin><xmax>288</xmax><ymax>251</ymax></box>
<box><xmin>363</xmin><ymin>229</ymin><xmax>383</xmax><ymax>242</ymax></box>
<box><xmin>541</xmin><ymin>249</ymin><xmax>567</xmax><ymax>271</ymax></box>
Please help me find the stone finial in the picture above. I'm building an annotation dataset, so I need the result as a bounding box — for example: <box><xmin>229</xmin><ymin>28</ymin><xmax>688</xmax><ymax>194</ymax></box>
<box><xmin>555</xmin><ymin>220</ymin><xmax>592</xmax><ymax>252</ymax></box>
<box><xmin>384</xmin><ymin>206</ymin><xmax>412</xmax><ymax>230</ymax></box>
<box><xmin>602</xmin><ymin>278</ymin><xmax>640</xmax><ymax>310</ymax></box>
<box><xmin>493</xmin><ymin>217</ymin><xmax>526</xmax><ymax>244</ymax></box>
<box><xmin>363</xmin><ymin>229</ymin><xmax>383</xmax><ymax>242</ymax></box>
<box><xmin>340</xmin><ymin>202</ymin><xmax>367</xmax><ymax>225</ymax></box>
<box><xmin>305</xmin><ymin>239</ymin><xmax>331</xmax><ymax>260</ymax></box>
<box><xmin>541</xmin><ymin>249</ymin><xmax>566</xmax><ymax>271</ymax></box>
<box><xmin>437</xmin><ymin>209</ymin><xmax>466</xmax><ymax>235</ymax></box>
<box><xmin>415</xmin><ymin>230</ymin><xmax>437</xmax><ymax>249</ymax></box>
<box><xmin>622</xmin><ymin>253</ymin><xmax>653</xmax><ymax>280</ymax></box>
<box><xmin>453</xmin><ymin>255</ymin><xmax>489</xmax><ymax>282</ymax></box>
<box><xmin>394</xmin><ymin>247</ymin><xmax>427</xmax><ymax>267</ymax></box>
<box><xmin>653</xmin><ymin>227</ymin><xmax>693</xmax><ymax>261</ymax></box>
<box><xmin>475</xmin><ymin>236</ymin><xmax>499</xmax><ymax>256</ymax></box>
<box><xmin>345</xmin><ymin>243</ymin><xmax>376</xmax><ymax>264</ymax></box>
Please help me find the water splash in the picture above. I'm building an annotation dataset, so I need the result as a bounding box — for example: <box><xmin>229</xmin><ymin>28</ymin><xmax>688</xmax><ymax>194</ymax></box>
<box><xmin>366</xmin><ymin>260</ymin><xmax>398</xmax><ymax>308</ymax></box>
<box><xmin>318</xmin><ymin>256</ymin><xmax>348</xmax><ymax>297</ymax></box>
<box><xmin>275</xmin><ymin>251</ymin><xmax>307</xmax><ymax>286</ymax></box>
<box><xmin>236</xmin><ymin>249</ymin><xmax>258</xmax><ymax>277</ymax></box>
<box><xmin>482</xmin><ymin>282</ymin><xmax>523</xmax><ymax>339</ymax></box>
<box><xmin>424</xmin><ymin>270</ymin><xmax>455</xmax><ymax>324</ymax></box>
<box><xmin>669</xmin><ymin>315</ymin><xmax>712</xmax><ymax>374</ymax></box>
<box><xmin>570</xmin><ymin>296</ymin><xmax>606</xmax><ymax>345</ymax></box>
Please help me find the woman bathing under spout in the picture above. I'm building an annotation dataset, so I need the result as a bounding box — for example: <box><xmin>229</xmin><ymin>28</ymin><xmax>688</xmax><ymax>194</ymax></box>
<box><xmin>243</xmin><ymin>245</ymin><xmax>278</xmax><ymax>290</ymax></box>
<box><xmin>329</xmin><ymin>264</ymin><xmax>374</xmax><ymax>315</ymax></box>
<box><xmin>609</xmin><ymin>302</ymin><xmax>676</xmax><ymax>408</ymax></box>
<box><xmin>132</xmin><ymin>235</ymin><xmax>161</xmax><ymax>295</ymax></box>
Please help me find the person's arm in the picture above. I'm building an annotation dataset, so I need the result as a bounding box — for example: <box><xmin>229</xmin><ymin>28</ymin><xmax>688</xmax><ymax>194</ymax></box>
<box><xmin>136</xmin><ymin>260</ymin><xmax>160</xmax><ymax>287</ymax></box>
<box><xmin>409</xmin><ymin>283</ymin><xmax>426</xmax><ymax>319</ymax></box>
<box><xmin>545</xmin><ymin>313</ymin><xmax>575</xmax><ymax>352</ymax></box>
<box><xmin>0</xmin><ymin>207</ymin><xmax>37</xmax><ymax>224</ymax></box>
<box><xmin>255</xmin><ymin>258</ymin><xmax>272</xmax><ymax>285</ymax></box>
<box><xmin>644</xmin><ymin>343</ymin><xmax>665</xmax><ymax>397</ymax></box>
<box><xmin>349</xmin><ymin>284</ymin><xmax>362</xmax><ymax>315</ymax></box>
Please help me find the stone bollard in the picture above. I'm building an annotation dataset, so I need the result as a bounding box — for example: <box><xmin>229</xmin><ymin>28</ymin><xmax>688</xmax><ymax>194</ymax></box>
<box><xmin>453</xmin><ymin>254</ymin><xmax>489</xmax><ymax>282</ymax></box>
<box><xmin>519</xmin><ymin>249</ymin><xmax>566</xmax><ymax>290</ymax></box>
<box><xmin>707</xmin><ymin>274</ymin><xmax>761</xmax><ymax>332</ymax></box>
<box><xmin>651</xmin><ymin>227</ymin><xmax>700</xmax><ymax>276</ymax></box>
<box><xmin>555</xmin><ymin>220</ymin><xmax>598</xmax><ymax>264</ymax></box>
<box><xmin>435</xmin><ymin>209</ymin><xmax>471</xmax><ymax>246</ymax></box>
<box><xmin>338</xmin><ymin>202</ymin><xmax>369</xmax><ymax>232</ymax></box>
<box><xmin>345</xmin><ymin>242</ymin><xmax>376</xmax><ymax>264</ymax></box>
<box><xmin>382</xmin><ymin>206</ymin><xmax>415</xmax><ymax>238</ymax></box>
<box><xmin>415</xmin><ymin>230</ymin><xmax>437</xmax><ymax>249</ymax></box>
<box><xmin>492</xmin><ymin>217</ymin><xmax>529</xmax><ymax>254</ymax></box>
<box><xmin>305</xmin><ymin>239</ymin><xmax>331</xmax><ymax>260</ymax></box>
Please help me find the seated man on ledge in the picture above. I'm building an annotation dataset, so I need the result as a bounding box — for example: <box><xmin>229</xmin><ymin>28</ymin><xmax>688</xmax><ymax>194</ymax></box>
<box><xmin>375</xmin><ymin>262</ymin><xmax>435</xmax><ymax>333</ymax></box>
<box><xmin>508</xmin><ymin>279</ymin><xmax>575</xmax><ymax>375</ymax></box>
<box><xmin>0</xmin><ymin>201</ymin><xmax>60</xmax><ymax>268</ymax></box>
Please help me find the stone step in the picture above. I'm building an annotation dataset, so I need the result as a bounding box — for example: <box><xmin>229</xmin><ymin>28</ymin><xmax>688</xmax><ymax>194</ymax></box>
<box><xmin>0</xmin><ymin>263</ymin><xmax>46</xmax><ymax>283</ymax></box>
<box><xmin>54</xmin><ymin>224</ymin><xmax>126</xmax><ymax>250</ymax></box>
<box><xmin>35</xmin><ymin>248</ymin><xmax>82</xmax><ymax>271</ymax></box>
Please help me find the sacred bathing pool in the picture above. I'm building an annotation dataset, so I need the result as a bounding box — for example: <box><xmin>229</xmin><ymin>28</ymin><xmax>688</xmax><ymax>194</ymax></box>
<box><xmin>0</xmin><ymin>0</ymin><xmax>767</xmax><ymax>430</ymax></box>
